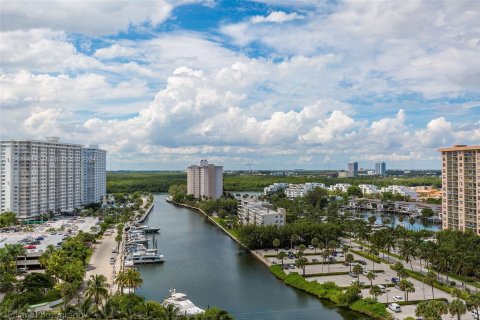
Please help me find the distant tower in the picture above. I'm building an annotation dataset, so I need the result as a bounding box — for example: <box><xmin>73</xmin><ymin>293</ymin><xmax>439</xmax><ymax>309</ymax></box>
<box><xmin>375</xmin><ymin>161</ymin><xmax>386</xmax><ymax>177</ymax></box>
<box><xmin>348</xmin><ymin>162</ymin><xmax>358</xmax><ymax>177</ymax></box>
<box><xmin>187</xmin><ymin>160</ymin><xmax>223</xmax><ymax>199</ymax></box>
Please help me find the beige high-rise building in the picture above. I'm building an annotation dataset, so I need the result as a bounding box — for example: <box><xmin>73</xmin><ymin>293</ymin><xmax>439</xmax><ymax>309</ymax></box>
<box><xmin>187</xmin><ymin>160</ymin><xmax>223</xmax><ymax>200</ymax></box>
<box><xmin>439</xmin><ymin>145</ymin><xmax>480</xmax><ymax>235</ymax></box>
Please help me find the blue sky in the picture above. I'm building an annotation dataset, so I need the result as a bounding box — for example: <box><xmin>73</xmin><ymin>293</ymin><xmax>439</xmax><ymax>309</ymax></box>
<box><xmin>1</xmin><ymin>0</ymin><xmax>479</xmax><ymax>170</ymax></box>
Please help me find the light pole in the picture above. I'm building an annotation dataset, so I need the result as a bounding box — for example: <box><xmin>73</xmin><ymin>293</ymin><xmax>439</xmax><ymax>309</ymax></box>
<box><xmin>385</xmin><ymin>279</ymin><xmax>390</xmax><ymax>303</ymax></box>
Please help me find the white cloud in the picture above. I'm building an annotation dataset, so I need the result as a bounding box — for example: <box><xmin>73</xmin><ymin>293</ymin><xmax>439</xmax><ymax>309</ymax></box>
<box><xmin>0</xmin><ymin>1</ymin><xmax>173</xmax><ymax>35</ymax></box>
<box><xmin>250</xmin><ymin>11</ymin><xmax>304</xmax><ymax>24</ymax></box>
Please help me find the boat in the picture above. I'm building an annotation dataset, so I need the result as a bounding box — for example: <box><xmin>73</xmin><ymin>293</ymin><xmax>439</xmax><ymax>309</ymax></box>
<box><xmin>130</xmin><ymin>225</ymin><xmax>160</xmax><ymax>233</ymax></box>
<box><xmin>162</xmin><ymin>289</ymin><xmax>204</xmax><ymax>316</ymax></box>
<box><xmin>130</xmin><ymin>250</ymin><xmax>165</xmax><ymax>264</ymax></box>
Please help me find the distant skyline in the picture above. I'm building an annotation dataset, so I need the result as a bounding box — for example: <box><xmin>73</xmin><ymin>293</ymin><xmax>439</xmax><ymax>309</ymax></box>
<box><xmin>1</xmin><ymin>0</ymin><xmax>479</xmax><ymax>170</ymax></box>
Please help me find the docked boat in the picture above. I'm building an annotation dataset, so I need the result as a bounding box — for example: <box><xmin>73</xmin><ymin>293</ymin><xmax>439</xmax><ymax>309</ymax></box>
<box><xmin>129</xmin><ymin>250</ymin><xmax>165</xmax><ymax>264</ymax></box>
<box><xmin>163</xmin><ymin>289</ymin><xmax>204</xmax><ymax>316</ymax></box>
<box><xmin>130</xmin><ymin>225</ymin><xmax>160</xmax><ymax>233</ymax></box>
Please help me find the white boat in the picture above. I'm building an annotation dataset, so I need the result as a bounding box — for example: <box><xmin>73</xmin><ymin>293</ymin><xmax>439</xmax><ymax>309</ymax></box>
<box><xmin>131</xmin><ymin>225</ymin><xmax>160</xmax><ymax>233</ymax></box>
<box><xmin>163</xmin><ymin>289</ymin><xmax>204</xmax><ymax>316</ymax></box>
<box><xmin>130</xmin><ymin>251</ymin><xmax>165</xmax><ymax>264</ymax></box>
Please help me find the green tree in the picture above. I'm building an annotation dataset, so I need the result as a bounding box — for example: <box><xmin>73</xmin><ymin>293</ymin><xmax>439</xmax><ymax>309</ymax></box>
<box><xmin>353</xmin><ymin>264</ymin><xmax>363</xmax><ymax>280</ymax></box>
<box><xmin>398</xmin><ymin>279</ymin><xmax>415</xmax><ymax>301</ymax></box>
<box><xmin>347</xmin><ymin>186</ymin><xmax>363</xmax><ymax>198</ymax></box>
<box><xmin>424</xmin><ymin>271</ymin><xmax>437</xmax><ymax>299</ymax></box>
<box><xmin>369</xmin><ymin>285</ymin><xmax>382</xmax><ymax>301</ymax></box>
<box><xmin>449</xmin><ymin>299</ymin><xmax>467</xmax><ymax>320</ymax></box>
<box><xmin>466</xmin><ymin>293</ymin><xmax>480</xmax><ymax>320</ymax></box>
<box><xmin>277</xmin><ymin>251</ymin><xmax>286</xmax><ymax>266</ymax></box>
<box><xmin>416</xmin><ymin>300</ymin><xmax>448</xmax><ymax>320</ymax></box>
<box><xmin>311</xmin><ymin>237</ymin><xmax>319</xmax><ymax>253</ymax></box>
<box><xmin>273</xmin><ymin>238</ymin><xmax>280</xmax><ymax>251</ymax></box>
<box><xmin>85</xmin><ymin>274</ymin><xmax>110</xmax><ymax>310</ymax></box>
<box><xmin>345</xmin><ymin>254</ymin><xmax>354</xmax><ymax>272</ymax></box>
<box><xmin>295</xmin><ymin>257</ymin><xmax>308</xmax><ymax>276</ymax></box>
<box><xmin>366</xmin><ymin>271</ymin><xmax>376</xmax><ymax>287</ymax></box>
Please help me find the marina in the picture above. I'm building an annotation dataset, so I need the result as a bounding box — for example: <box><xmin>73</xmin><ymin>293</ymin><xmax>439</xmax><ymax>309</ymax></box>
<box><xmin>136</xmin><ymin>194</ymin><xmax>369</xmax><ymax>320</ymax></box>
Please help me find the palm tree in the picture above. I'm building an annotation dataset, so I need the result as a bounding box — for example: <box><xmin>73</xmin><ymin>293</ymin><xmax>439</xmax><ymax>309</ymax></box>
<box><xmin>297</xmin><ymin>244</ymin><xmax>306</xmax><ymax>255</ymax></box>
<box><xmin>272</xmin><ymin>238</ymin><xmax>280</xmax><ymax>251</ymax></box>
<box><xmin>353</xmin><ymin>264</ymin><xmax>363</xmax><ymax>280</ymax></box>
<box><xmin>114</xmin><ymin>271</ymin><xmax>128</xmax><ymax>293</ymax></box>
<box><xmin>163</xmin><ymin>303</ymin><xmax>180</xmax><ymax>320</ymax></box>
<box><xmin>321</xmin><ymin>249</ymin><xmax>330</xmax><ymax>273</ymax></box>
<box><xmin>345</xmin><ymin>254</ymin><xmax>354</xmax><ymax>272</ymax></box>
<box><xmin>424</xmin><ymin>271</ymin><xmax>437</xmax><ymax>299</ymax></box>
<box><xmin>416</xmin><ymin>300</ymin><xmax>448</xmax><ymax>320</ymax></box>
<box><xmin>449</xmin><ymin>299</ymin><xmax>467</xmax><ymax>320</ymax></box>
<box><xmin>124</xmin><ymin>269</ymin><xmax>143</xmax><ymax>290</ymax></box>
<box><xmin>311</xmin><ymin>237</ymin><xmax>319</xmax><ymax>253</ymax></box>
<box><xmin>290</xmin><ymin>234</ymin><xmax>300</xmax><ymax>250</ymax></box>
<box><xmin>399</xmin><ymin>279</ymin><xmax>415</xmax><ymax>301</ymax></box>
<box><xmin>5</xmin><ymin>244</ymin><xmax>26</xmax><ymax>274</ymax></box>
<box><xmin>466</xmin><ymin>293</ymin><xmax>480</xmax><ymax>320</ymax></box>
<box><xmin>369</xmin><ymin>285</ymin><xmax>382</xmax><ymax>301</ymax></box>
<box><xmin>366</xmin><ymin>271</ymin><xmax>376</xmax><ymax>287</ymax></box>
<box><xmin>408</xmin><ymin>217</ymin><xmax>416</xmax><ymax>230</ymax></box>
<box><xmin>295</xmin><ymin>257</ymin><xmax>308</xmax><ymax>276</ymax></box>
<box><xmin>277</xmin><ymin>251</ymin><xmax>286</xmax><ymax>266</ymax></box>
<box><xmin>85</xmin><ymin>274</ymin><xmax>110</xmax><ymax>310</ymax></box>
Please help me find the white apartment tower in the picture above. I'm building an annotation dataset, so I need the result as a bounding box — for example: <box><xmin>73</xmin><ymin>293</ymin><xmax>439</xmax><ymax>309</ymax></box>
<box><xmin>0</xmin><ymin>138</ymin><xmax>107</xmax><ymax>219</ymax></box>
<box><xmin>187</xmin><ymin>160</ymin><xmax>223</xmax><ymax>200</ymax></box>
<box><xmin>81</xmin><ymin>145</ymin><xmax>107</xmax><ymax>204</ymax></box>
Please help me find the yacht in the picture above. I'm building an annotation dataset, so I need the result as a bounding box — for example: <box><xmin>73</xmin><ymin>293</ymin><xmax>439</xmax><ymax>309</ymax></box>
<box><xmin>130</xmin><ymin>225</ymin><xmax>160</xmax><ymax>233</ymax></box>
<box><xmin>163</xmin><ymin>289</ymin><xmax>204</xmax><ymax>316</ymax></box>
<box><xmin>130</xmin><ymin>250</ymin><xmax>165</xmax><ymax>264</ymax></box>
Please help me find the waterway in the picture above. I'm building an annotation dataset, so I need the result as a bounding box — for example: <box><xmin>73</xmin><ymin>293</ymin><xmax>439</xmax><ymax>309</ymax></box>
<box><xmin>355</xmin><ymin>211</ymin><xmax>441</xmax><ymax>231</ymax></box>
<box><xmin>136</xmin><ymin>194</ymin><xmax>370</xmax><ymax>320</ymax></box>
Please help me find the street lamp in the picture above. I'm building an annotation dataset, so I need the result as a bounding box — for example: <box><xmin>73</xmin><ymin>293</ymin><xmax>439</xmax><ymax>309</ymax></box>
<box><xmin>385</xmin><ymin>279</ymin><xmax>390</xmax><ymax>303</ymax></box>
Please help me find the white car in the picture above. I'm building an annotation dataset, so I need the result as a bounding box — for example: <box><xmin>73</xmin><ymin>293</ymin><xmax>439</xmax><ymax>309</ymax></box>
<box><xmin>392</xmin><ymin>295</ymin><xmax>404</xmax><ymax>302</ymax></box>
<box><xmin>388</xmin><ymin>303</ymin><xmax>401</xmax><ymax>313</ymax></box>
<box><xmin>472</xmin><ymin>310</ymin><xmax>480</xmax><ymax>320</ymax></box>
<box><xmin>308</xmin><ymin>245</ymin><xmax>314</xmax><ymax>250</ymax></box>
<box><xmin>336</xmin><ymin>253</ymin><xmax>344</xmax><ymax>257</ymax></box>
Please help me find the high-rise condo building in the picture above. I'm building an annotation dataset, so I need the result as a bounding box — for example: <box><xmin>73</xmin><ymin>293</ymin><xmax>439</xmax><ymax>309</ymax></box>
<box><xmin>0</xmin><ymin>138</ymin><xmax>107</xmax><ymax>219</ymax></box>
<box><xmin>348</xmin><ymin>162</ymin><xmax>358</xmax><ymax>177</ymax></box>
<box><xmin>439</xmin><ymin>145</ymin><xmax>480</xmax><ymax>235</ymax></box>
<box><xmin>81</xmin><ymin>145</ymin><xmax>107</xmax><ymax>204</ymax></box>
<box><xmin>187</xmin><ymin>160</ymin><xmax>223</xmax><ymax>200</ymax></box>
<box><xmin>375</xmin><ymin>161</ymin><xmax>386</xmax><ymax>176</ymax></box>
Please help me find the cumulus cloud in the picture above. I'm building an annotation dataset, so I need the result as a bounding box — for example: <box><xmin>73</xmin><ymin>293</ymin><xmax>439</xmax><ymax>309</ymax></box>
<box><xmin>250</xmin><ymin>11</ymin><xmax>304</xmax><ymax>24</ymax></box>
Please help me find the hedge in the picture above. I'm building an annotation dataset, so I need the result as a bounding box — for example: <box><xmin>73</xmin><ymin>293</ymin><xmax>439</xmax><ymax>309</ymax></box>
<box><xmin>350</xmin><ymin>299</ymin><xmax>394</xmax><ymax>320</ymax></box>
<box><xmin>350</xmin><ymin>249</ymin><xmax>385</xmax><ymax>264</ymax></box>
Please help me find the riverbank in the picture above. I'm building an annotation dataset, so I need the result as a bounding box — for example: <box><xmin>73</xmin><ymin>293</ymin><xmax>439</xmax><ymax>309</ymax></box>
<box><xmin>165</xmin><ymin>198</ymin><xmax>381</xmax><ymax>319</ymax></box>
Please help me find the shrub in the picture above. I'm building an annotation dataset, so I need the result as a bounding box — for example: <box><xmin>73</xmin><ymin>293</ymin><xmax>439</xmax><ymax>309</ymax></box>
<box><xmin>350</xmin><ymin>298</ymin><xmax>393</xmax><ymax>320</ymax></box>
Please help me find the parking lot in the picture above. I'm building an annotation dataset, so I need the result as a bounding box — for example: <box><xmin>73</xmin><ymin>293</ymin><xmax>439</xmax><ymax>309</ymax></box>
<box><xmin>257</xmin><ymin>247</ymin><xmax>476</xmax><ymax>320</ymax></box>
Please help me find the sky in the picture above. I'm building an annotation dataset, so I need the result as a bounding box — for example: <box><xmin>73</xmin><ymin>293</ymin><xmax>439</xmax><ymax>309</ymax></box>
<box><xmin>0</xmin><ymin>0</ymin><xmax>479</xmax><ymax>171</ymax></box>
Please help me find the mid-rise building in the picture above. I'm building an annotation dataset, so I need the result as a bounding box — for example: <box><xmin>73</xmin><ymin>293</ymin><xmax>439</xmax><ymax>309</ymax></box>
<box><xmin>285</xmin><ymin>183</ymin><xmax>326</xmax><ymax>198</ymax></box>
<box><xmin>359</xmin><ymin>184</ymin><xmax>380</xmax><ymax>195</ymax></box>
<box><xmin>348</xmin><ymin>162</ymin><xmax>358</xmax><ymax>177</ymax></box>
<box><xmin>81</xmin><ymin>145</ymin><xmax>107</xmax><ymax>204</ymax></box>
<box><xmin>329</xmin><ymin>183</ymin><xmax>351</xmax><ymax>193</ymax></box>
<box><xmin>263</xmin><ymin>182</ymin><xmax>289</xmax><ymax>195</ymax></box>
<box><xmin>439</xmin><ymin>145</ymin><xmax>480</xmax><ymax>235</ymax></box>
<box><xmin>238</xmin><ymin>199</ymin><xmax>286</xmax><ymax>226</ymax></box>
<box><xmin>375</xmin><ymin>161</ymin><xmax>386</xmax><ymax>176</ymax></box>
<box><xmin>187</xmin><ymin>160</ymin><xmax>223</xmax><ymax>200</ymax></box>
<box><xmin>381</xmin><ymin>185</ymin><xmax>418</xmax><ymax>200</ymax></box>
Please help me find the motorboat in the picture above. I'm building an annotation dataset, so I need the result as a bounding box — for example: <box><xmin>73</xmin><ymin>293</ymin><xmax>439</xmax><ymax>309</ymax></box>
<box><xmin>162</xmin><ymin>289</ymin><xmax>204</xmax><ymax>316</ymax></box>
<box><xmin>130</xmin><ymin>250</ymin><xmax>165</xmax><ymax>264</ymax></box>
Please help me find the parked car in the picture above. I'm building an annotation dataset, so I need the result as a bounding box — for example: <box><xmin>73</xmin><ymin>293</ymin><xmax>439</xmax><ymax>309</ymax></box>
<box><xmin>391</xmin><ymin>277</ymin><xmax>400</xmax><ymax>283</ymax></box>
<box><xmin>283</xmin><ymin>264</ymin><xmax>289</xmax><ymax>270</ymax></box>
<box><xmin>388</xmin><ymin>303</ymin><xmax>401</xmax><ymax>313</ymax></box>
<box><xmin>312</xmin><ymin>259</ymin><xmax>319</xmax><ymax>263</ymax></box>
<box><xmin>336</xmin><ymin>253</ymin><xmax>344</xmax><ymax>257</ymax></box>
<box><xmin>472</xmin><ymin>310</ymin><xmax>480</xmax><ymax>319</ymax></box>
<box><xmin>392</xmin><ymin>295</ymin><xmax>404</xmax><ymax>302</ymax></box>
<box><xmin>35</xmin><ymin>236</ymin><xmax>44</xmax><ymax>241</ymax></box>
<box><xmin>288</xmin><ymin>264</ymin><xmax>295</xmax><ymax>269</ymax></box>
<box><xmin>23</xmin><ymin>245</ymin><xmax>36</xmax><ymax>249</ymax></box>
<box><xmin>349</xmin><ymin>272</ymin><xmax>357</xmax><ymax>278</ymax></box>
<box><xmin>376</xmin><ymin>284</ymin><xmax>387</xmax><ymax>292</ymax></box>
<box><xmin>18</xmin><ymin>267</ymin><xmax>28</xmax><ymax>273</ymax></box>
<box><xmin>308</xmin><ymin>245</ymin><xmax>314</xmax><ymax>250</ymax></box>
<box><xmin>358</xmin><ymin>260</ymin><xmax>367</xmax><ymax>265</ymax></box>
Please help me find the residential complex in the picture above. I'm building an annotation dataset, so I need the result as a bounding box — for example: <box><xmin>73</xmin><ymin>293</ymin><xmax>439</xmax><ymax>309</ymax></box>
<box><xmin>285</xmin><ymin>183</ymin><xmax>325</xmax><ymax>198</ymax></box>
<box><xmin>359</xmin><ymin>184</ymin><xmax>380</xmax><ymax>195</ymax></box>
<box><xmin>81</xmin><ymin>145</ymin><xmax>107</xmax><ymax>204</ymax></box>
<box><xmin>187</xmin><ymin>160</ymin><xmax>223</xmax><ymax>200</ymax></box>
<box><xmin>375</xmin><ymin>161</ymin><xmax>386</xmax><ymax>176</ymax></box>
<box><xmin>263</xmin><ymin>182</ymin><xmax>289</xmax><ymax>195</ymax></box>
<box><xmin>439</xmin><ymin>145</ymin><xmax>480</xmax><ymax>235</ymax></box>
<box><xmin>381</xmin><ymin>185</ymin><xmax>418</xmax><ymax>200</ymax></box>
<box><xmin>348</xmin><ymin>162</ymin><xmax>358</xmax><ymax>177</ymax></box>
<box><xmin>0</xmin><ymin>138</ymin><xmax>106</xmax><ymax>219</ymax></box>
<box><xmin>329</xmin><ymin>183</ymin><xmax>351</xmax><ymax>193</ymax></box>
<box><xmin>238</xmin><ymin>199</ymin><xmax>286</xmax><ymax>226</ymax></box>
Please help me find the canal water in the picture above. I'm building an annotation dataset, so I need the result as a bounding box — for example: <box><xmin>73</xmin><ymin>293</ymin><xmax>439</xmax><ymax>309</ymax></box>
<box><xmin>136</xmin><ymin>194</ymin><xmax>370</xmax><ymax>320</ymax></box>
<box><xmin>355</xmin><ymin>211</ymin><xmax>441</xmax><ymax>231</ymax></box>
